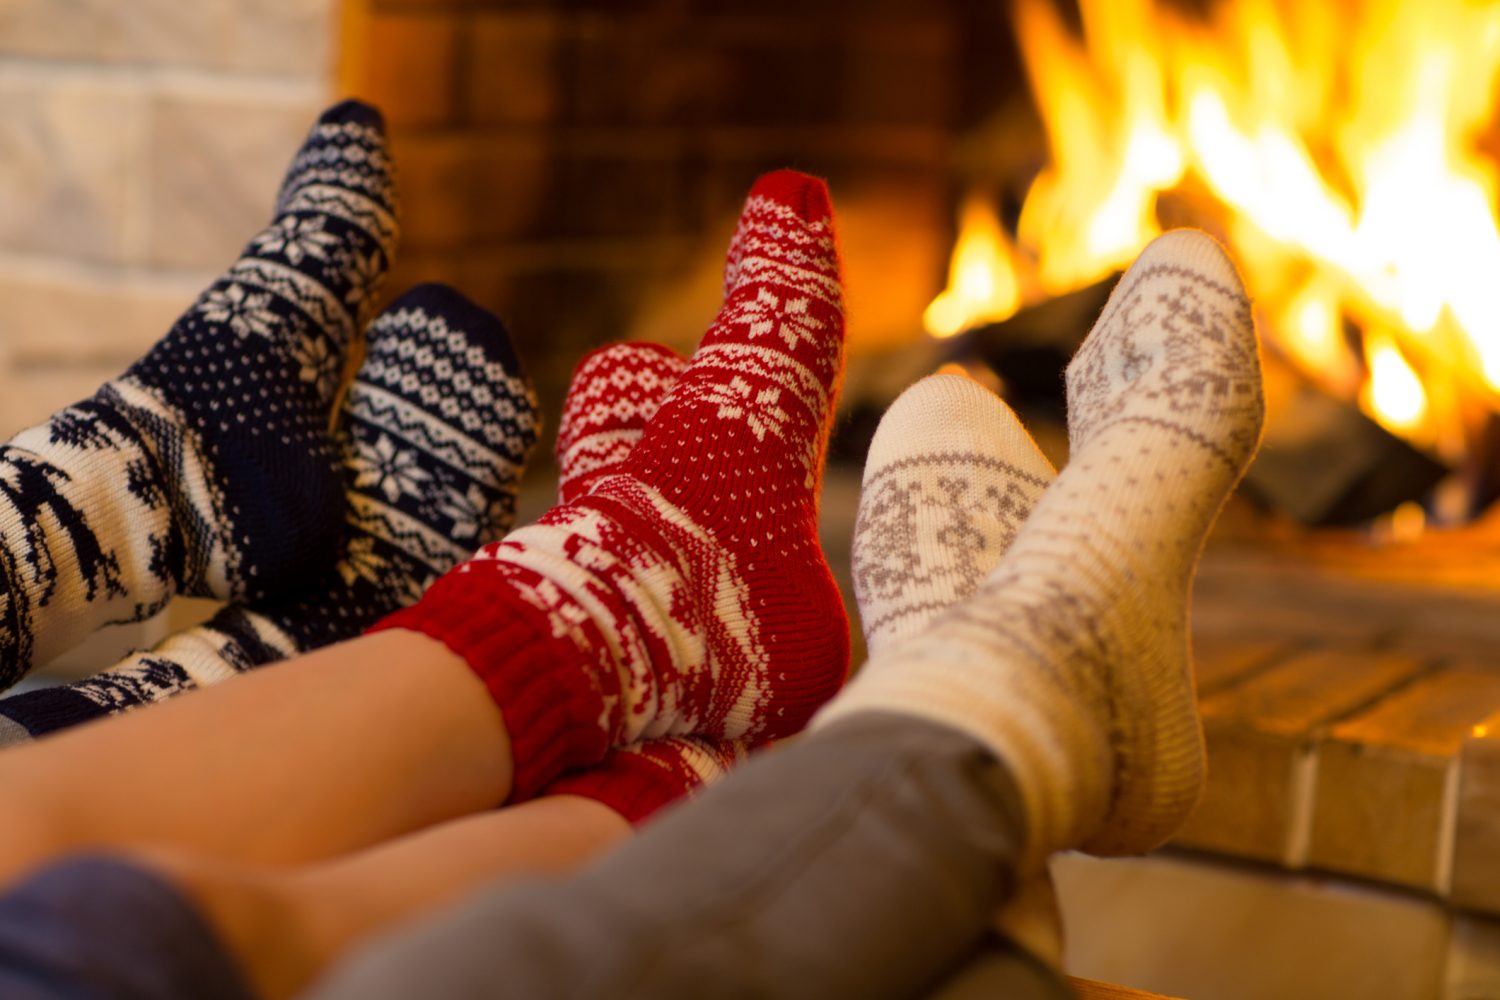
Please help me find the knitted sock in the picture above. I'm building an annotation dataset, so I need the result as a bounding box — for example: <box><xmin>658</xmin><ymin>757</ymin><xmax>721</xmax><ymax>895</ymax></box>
<box><xmin>856</xmin><ymin>373</ymin><xmax>1065</xmax><ymax>964</ymax></box>
<box><xmin>554</xmin><ymin>342</ymin><xmax>687</xmax><ymax>503</ymax></box>
<box><xmin>546</xmin><ymin>737</ymin><xmax>753</xmax><ymax>824</ymax></box>
<box><xmin>0</xmin><ymin>100</ymin><xmax>397</xmax><ymax>684</ymax></box>
<box><xmin>854</xmin><ymin>374</ymin><xmax>1055</xmax><ymax>652</ymax></box>
<box><xmin>535</xmin><ymin>341</ymin><xmax>748</xmax><ymax>824</ymax></box>
<box><xmin>558</xmin><ymin>373</ymin><xmax>1060</xmax><ymax>826</ymax></box>
<box><xmin>817</xmin><ymin>230</ymin><xmax>1264</xmax><ymax>863</ymax></box>
<box><xmin>0</xmin><ymin>286</ymin><xmax>537</xmax><ymax>743</ymax></box>
<box><xmin>379</xmin><ymin>170</ymin><xmax>850</xmax><ymax>800</ymax></box>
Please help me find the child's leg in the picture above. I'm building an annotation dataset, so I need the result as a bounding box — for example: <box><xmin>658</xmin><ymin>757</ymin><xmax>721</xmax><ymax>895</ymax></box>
<box><xmin>150</xmin><ymin>796</ymin><xmax>631</xmax><ymax>1000</ymax></box>
<box><xmin>0</xmin><ymin>630</ymin><xmax>513</xmax><ymax>878</ymax></box>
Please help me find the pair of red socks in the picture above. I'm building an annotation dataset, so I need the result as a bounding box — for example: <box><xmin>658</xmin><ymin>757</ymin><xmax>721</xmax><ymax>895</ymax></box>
<box><xmin>378</xmin><ymin>171</ymin><xmax>851</xmax><ymax>818</ymax></box>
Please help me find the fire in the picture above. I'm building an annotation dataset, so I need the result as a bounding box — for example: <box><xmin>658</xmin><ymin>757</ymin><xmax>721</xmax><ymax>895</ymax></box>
<box><xmin>933</xmin><ymin>0</ymin><xmax>1500</xmax><ymax>463</ymax></box>
<box><xmin>924</xmin><ymin>195</ymin><xmax>1023</xmax><ymax>338</ymax></box>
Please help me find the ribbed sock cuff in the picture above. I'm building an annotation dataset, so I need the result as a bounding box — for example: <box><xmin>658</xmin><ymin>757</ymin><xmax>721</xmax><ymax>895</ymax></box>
<box><xmin>371</xmin><ymin>564</ymin><xmax>612</xmax><ymax>800</ymax></box>
<box><xmin>0</xmin><ymin>687</ymin><xmax>109</xmax><ymax>741</ymax></box>
<box><xmin>545</xmin><ymin>753</ymin><xmax>695</xmax><ymax>826</ymax></box>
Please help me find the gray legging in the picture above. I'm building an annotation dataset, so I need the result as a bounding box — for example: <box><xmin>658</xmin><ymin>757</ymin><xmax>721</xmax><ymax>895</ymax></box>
<box><xmin>0</xmin><ymin>714</ymin><xmax>1069</xmax><ymax>1000</ymax></box>
<box><xmin>306</xmin><ymin>713</ymin><xmax>1069</xmax><ymax>1000</ymax></box>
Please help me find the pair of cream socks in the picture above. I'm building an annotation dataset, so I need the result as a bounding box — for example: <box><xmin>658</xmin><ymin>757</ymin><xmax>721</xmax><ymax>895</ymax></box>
<box><xmin>823</xmin><ymin>229</ymin><xmax>1265</xmax><ymax>867</ymax></box>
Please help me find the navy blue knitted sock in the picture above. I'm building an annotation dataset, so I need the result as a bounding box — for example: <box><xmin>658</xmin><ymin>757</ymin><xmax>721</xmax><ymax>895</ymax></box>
<box><xmin>0</xmin><ymin>100</ymin><xmax>398</xmax><ymax>683</ymax></box>
<box><xmin>0</xmin><ymin>286</ymin><xmax>539</xmax><ymax>741</ymax></box>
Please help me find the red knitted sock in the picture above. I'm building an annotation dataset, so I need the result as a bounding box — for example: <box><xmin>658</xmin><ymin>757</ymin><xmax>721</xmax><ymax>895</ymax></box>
<box><xmin>378</xmin><ymin>170</ymin><xmax>849</xmax><ymax>799</ymax></box>
<box><xmin>547</xmin><ymin>737</ymin><xmax>753</xmax><ymax>825</ymax></box>
<box><xmin>555</xmin><ymin>342</ymin><xmax>687</xmax><ymax>503</ymax></box>
<box><xmin>542</xmin><ymin>340</ymin><xmax>754</xmax><ymax>824</ymax></box>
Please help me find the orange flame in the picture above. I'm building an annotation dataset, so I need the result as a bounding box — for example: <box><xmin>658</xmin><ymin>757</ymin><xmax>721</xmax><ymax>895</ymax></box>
<box><xmin>924</xmin><ymin>195</ymin><xmax>1023</xmax><ymax>338</ymax></box>
<box><xmin>933</xmin><ymin>0</ymin><xmax>1500</xmax><ymax>461</ymax></box>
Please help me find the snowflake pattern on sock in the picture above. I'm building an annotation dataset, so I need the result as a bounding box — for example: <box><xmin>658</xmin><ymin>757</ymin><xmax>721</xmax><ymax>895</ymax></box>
<box><xmin>380</xmin><ymin>171</ymin><xmax>850</xmax><ymax>801</ymax></box>
<box><xmin>0</xmin><ymin>285</ymin><xmax>538</xmax><ymax>740</ymax></box>
<box><xmin>533</xmin><ymin>341</ymin><xmax>755</xmax><ymax>823</ymax></box>
<box><xmin>0</xmin><ymin>101</ymin><xmax>396</xmax><ymax>683</ymax></box>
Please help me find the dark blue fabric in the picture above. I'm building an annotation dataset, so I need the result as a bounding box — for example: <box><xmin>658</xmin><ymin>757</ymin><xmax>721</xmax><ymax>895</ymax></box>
<box><xmin>0</xmin><ymin>857</ymin><xmax>252</xmax><ymax>1000</ymax></box>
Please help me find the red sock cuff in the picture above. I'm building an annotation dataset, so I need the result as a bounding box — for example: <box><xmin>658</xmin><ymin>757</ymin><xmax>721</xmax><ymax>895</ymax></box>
<box><xmin>543</xmin><ymin>749</ymin><xmax>698</xmax><ymax>826</ymax></box>
<box><xmin>371</xmin><ymin>564</ymin><xmax>613</xmax><ymax>800</ymax></box>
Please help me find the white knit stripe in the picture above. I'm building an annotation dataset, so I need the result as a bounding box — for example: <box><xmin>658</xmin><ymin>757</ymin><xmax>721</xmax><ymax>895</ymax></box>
<box><xmin>346</xmin><ymin>383</ymin><xmax>520</xmax><ymax>482</ymax></box>
<box><xmin>689</xmin><ymin>342</ymin><xmax>828</xmax><ymax>427</ymax></box>
<box><xmin>347</xmin><ymin>493</ymin><xmax>472</xmax><ymax>570</ymax></box>
<box><xmin>632</xmin><ymin>735</ymin><xmax>744</xmax><ymax>789</ymax></box>
<box><xmin>733</xmin><ymin>252</ymin><xmax>842</xmax><ymax>306</ymax></box>
<box><xmin>223</xmin><ymin>257</ymin><xmax>354</xmax><ymax>342</ymax></box>
<box><xmin>560</xmin><ymin>430</ymin><xmax>641</xmax><ymax>480</ymax></box>
<box><xmin>153</xmin><ymin>615</ymin><xmax>295</xmax><ymax>687</ymax></box>
<box><xmin>280</xmin><ymin>183</ymin><xmax>399</xmax><ymax>258</ymax></box>
<box><xmin>612</xmin><ymin>477</ymin><xmax>768</xmax><ymax>736</ymax></box>
<box><xmin>482</xmin><ymin>524</ymin><xmax>647</xmax><ymax>733</ymax></box>
<box><xmin>0</xmin><ymin>434</ymin><xmax>162</xmax><ymax>668</ymax></box>
<box><xmin>108</xmin><ymin>377</ymin><xmax>238</xmax><ymax>599</ymax></box>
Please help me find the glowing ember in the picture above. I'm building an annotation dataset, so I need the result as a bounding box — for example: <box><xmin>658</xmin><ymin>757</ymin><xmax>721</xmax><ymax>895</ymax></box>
<box><xmin>932</xmin><ymin>0</ymin><xmax>1500</xmax><ymax>464</ymax></box>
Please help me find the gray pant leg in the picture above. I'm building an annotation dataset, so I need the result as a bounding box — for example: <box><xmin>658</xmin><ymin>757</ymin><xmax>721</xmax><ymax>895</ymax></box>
<box><xmin>308</xmin><ymin>713</ymin><xmax>1064</xmax><ymax>1000</ymax></box>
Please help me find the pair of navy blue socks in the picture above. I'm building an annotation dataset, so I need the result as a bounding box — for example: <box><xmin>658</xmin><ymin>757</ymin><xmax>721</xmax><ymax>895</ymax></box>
<box><xmin>0</xmin><ymin>101</ymin><xmax>542</xmax><ymax>741</ymax></box>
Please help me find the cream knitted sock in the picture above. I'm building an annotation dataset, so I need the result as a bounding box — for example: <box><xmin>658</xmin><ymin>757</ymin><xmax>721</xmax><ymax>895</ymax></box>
<box><xmin>853</xmin><ymin>373</ymin><xmax>1055</xmax><ymax>652</ymax></box>
<box><xmin>854</xmin><ymin>372</ymin><xmax>1064</xmax><ymax>961</ymax></box>
<box><xmin>818</xmin><ymin>229</ymin><xmax>1264</xmax><ymax>864</ymax></box>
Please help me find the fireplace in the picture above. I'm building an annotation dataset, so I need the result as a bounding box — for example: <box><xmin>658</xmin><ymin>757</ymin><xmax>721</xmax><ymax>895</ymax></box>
<box><xmin>6</xmin><ymin>1</ymin><xmax>1500</xmax><ymax>994</ymax></box>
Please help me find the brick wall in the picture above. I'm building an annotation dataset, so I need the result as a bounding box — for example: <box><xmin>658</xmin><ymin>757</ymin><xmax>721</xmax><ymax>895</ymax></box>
<box><xmin>0</xmin><ymin>0</ymin><xmax>339</xmax><ymax>432</ymax></box>
<box><xmin>341</xmin><ymin>0</ymin><xmax>965</xmax><ymax>421</ymax></box>
<box><xmin>0</xmin><ymin>1</ymin><xmax>972</xmax><ymax>432</ymax></box>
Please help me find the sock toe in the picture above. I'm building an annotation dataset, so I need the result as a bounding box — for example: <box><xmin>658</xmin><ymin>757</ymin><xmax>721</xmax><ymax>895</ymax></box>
<box><xmin>317</xmin><ymin>98</ymin><xmax>387</xmax><ymax>134</ymax></box>
<box><xmin>855</xmin><ymin>374</ymin><xmax>1056</xmax><ymax>653</ymax></box>
<box><xmin>747</xmin><ymin>169</ymin><xmax>834</xmax><ymax>224</ymax></box>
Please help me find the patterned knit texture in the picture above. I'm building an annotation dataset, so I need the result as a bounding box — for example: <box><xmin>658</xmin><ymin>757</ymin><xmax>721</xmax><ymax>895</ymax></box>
<box><xmin>0</xmin><ymin>100</ymin><xmax>396</xmax><ymax>684</ymax></box>
<box><xmin>0</xmin><ymin>286</ymin><xmax>538</xmax><ymax>741</ymax></box>
<box><xmin>378</xmin><ymin>169</ymin><xmax>850</xmax><ymax>800</ymax></box>
<box><xmin>853</xmin><ymin>374</ymin><xmax>1055</xmax><ymax>652</ymax></box>
<box><xmin>817</xmin><ymin>230</ymin><xmax>1265</xmax><ymax>864</ymax></box>
<box><xmin>536</xmin><ymin>341</ymin><xmax>750</xmax><ymax>824</ymax></box>
<box><xmin>851</xmin><ymin>372</ymin><xmax>1064</xmax><ymax>961</ymax></box>
<box><xmin>555</xmin><ymin>343</ymin><xmax>687</xmax><ymax>504</ymax></box>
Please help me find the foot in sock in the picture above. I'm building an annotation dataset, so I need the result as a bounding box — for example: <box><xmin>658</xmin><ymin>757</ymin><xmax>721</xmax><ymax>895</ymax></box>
<box><xmin>534</xmin><ymin>342</ymin><xmax>750</xmax><ymax>823</ymax></box>
<box><xmin>0</xmin><ymin>286</ymin><xmax>537</xmax><ymax>742</ymax></box>
<box><xmin>818</xmin><ymin>229</ymin><xmax>1264</xmax><ymax>863</ymax></box>
<box><xmin>381</xmin><ymin>170</ymin><xmax>850</xmax><ymax>800</ymax></box>
<box><xmin>0</xmin><ymin>100</ymin><xmax>397</xmax><ymax>682</ymax></box>
<box><xmin>857</xmin><ymin>372</ymin><xmax>1074</xmax><ymax>963</ymax></box>
<box><xmin>854</xmin><ymin>373</ymin><xmax>1055</xmax><ymax>652</ymax></box>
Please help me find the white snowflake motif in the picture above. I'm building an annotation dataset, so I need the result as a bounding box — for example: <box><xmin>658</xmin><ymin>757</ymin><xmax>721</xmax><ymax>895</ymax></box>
<box><xmin>291</xmin><ymin>333</ymin><xmax>339</xmax><ymax>400</ymax></box>
<box><xmin>699</xmin><ymin>376</ymin><xmax>790</xmax><ymax>441</ymax></box>
<box><xmin>721</xmin><ymin>287</ymin><xmax>824</xmax><ymax>353</ymax></box>
<box><xmin>350</xmin><ymin>434</ymin><xmax>432</xmax><ymax>503</ymax></box>
<box><xmin>199</xmin><ymin>283</ymin><xmax>278</xmax><ymax>340</ymax></box>
<box><xmin>337</xmin><ymin>535</ymin><xmax>386</xmax><ymax>587</ymax></box>
<box><xmin>251</xmin><ymin>214</ymin><xmax>342</xmax><ymax>266</ymax></box>
<box><xmin>437</xmin><ymin>483</ymin><xmax>497</xmax><ymax>541</ymax></box>
<box><xmin>341</xmin><ymin>247</ymin><xmax>385</xmax><ymax>324</ymax></box>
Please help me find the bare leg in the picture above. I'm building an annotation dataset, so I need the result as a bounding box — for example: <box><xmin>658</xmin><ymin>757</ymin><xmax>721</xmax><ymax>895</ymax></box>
<box><xmin>141</xmin><ymin>795</ymin><xmax>630</xmax><ymax>1000</ymax></box>
<box><xmin>0</xmin><ymin>629</ymin><xmax>512</xmax><ymax>880</ymax></box>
